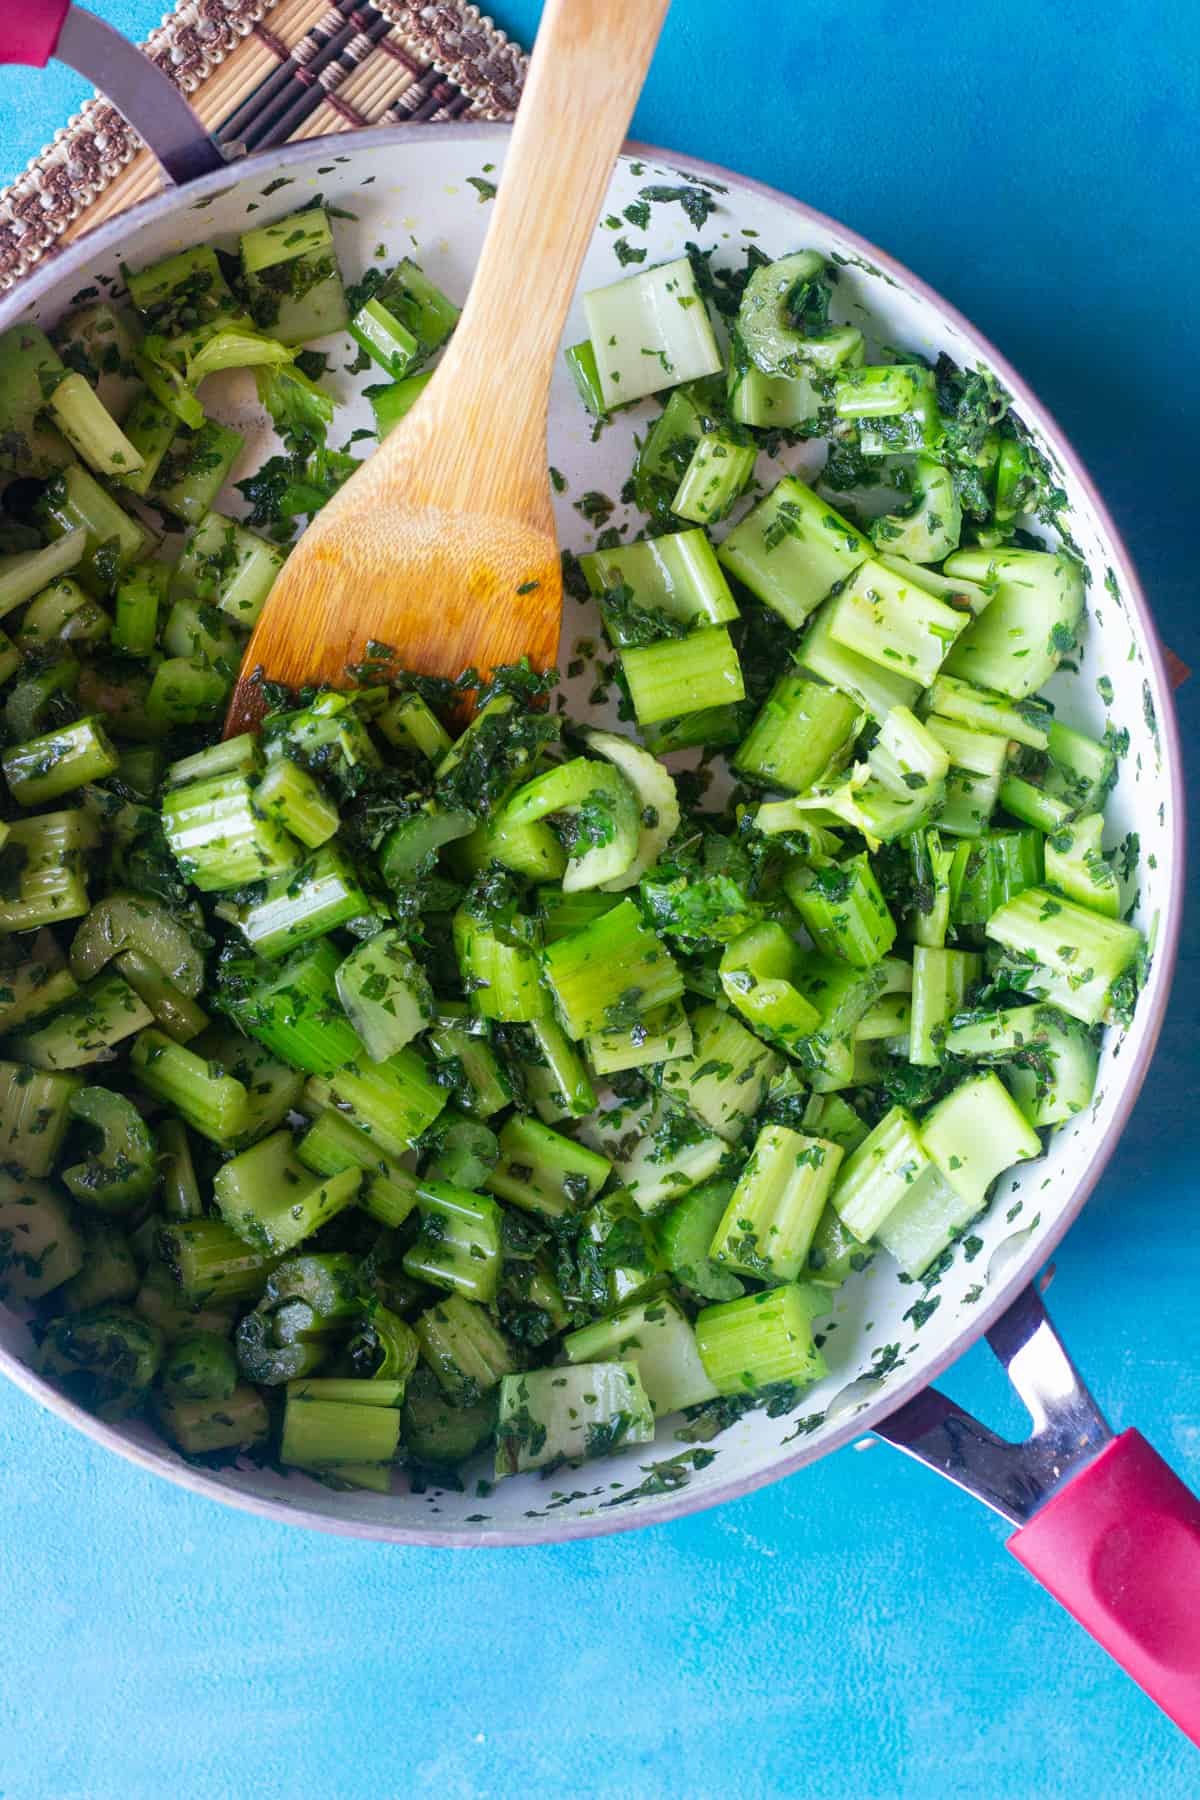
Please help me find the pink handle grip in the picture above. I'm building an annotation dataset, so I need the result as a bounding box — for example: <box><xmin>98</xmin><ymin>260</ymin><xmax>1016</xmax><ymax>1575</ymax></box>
<box><xmin>1009</xmin><ymin>1430</ymin><xmax>1200</xmax><ymax>1743</ymax></box>
<box><xmin>0</xmin><ymin>0</ymin><xmax>70</xmax><ymax>66</ymax></box>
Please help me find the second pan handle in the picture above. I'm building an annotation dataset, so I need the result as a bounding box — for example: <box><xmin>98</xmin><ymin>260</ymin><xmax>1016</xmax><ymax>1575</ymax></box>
<box><xmin>0</xmin><ymin>1</ymin><xmax>225</xmax><ymax>186</ymax></box>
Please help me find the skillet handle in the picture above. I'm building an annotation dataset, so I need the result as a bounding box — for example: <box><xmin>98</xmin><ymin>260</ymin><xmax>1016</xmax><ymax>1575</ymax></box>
<box><xmin>0</xmin><ymin>1</ymin><xmax>225</xmax><ymax>185</ymax></box>
<box><xmin>877</xmin><ymin>1285</ymin><xmax>1200</xmax><ymax>1744</ymax></box>
<box><xmin>1009</xmin><ymin>1430</ymin><xmax>1200</xmax><ymax>1743</ymax></box>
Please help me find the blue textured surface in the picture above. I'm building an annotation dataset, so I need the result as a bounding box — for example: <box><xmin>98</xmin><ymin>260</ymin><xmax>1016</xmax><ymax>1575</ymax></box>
<box><xmin>1</xmin><ymin>3</ymin><xmax>1198</xmax><ymax>1793</ymax></box>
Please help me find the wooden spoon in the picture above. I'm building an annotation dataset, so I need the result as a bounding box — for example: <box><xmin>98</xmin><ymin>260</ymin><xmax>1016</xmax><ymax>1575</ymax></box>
<box><xmin>224</xmin><ymin>0</ymin><xmax>671</xmax><ymax>735</ymax></box>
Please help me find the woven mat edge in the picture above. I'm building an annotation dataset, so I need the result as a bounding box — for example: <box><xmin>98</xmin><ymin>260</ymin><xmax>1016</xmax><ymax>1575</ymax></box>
<box><xmin>0</xmin><ymin>0</ymin><xmax>526</xmax><ymax>290</ymax></box>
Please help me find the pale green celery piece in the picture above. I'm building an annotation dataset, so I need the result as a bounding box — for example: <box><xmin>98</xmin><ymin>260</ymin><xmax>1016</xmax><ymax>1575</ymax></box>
<box><xmin>718</xmin><ymin>476</ymin><xmax>869</xmax><ymax>628</ymax></box>
<box><xmin>582</xmin><ymin>527</ymin><xmax>739</xmax><ymax>637</ymax></box>
<box><xmin>984</xmin><ymin>887</ymin><xmax>1143</xmax><ymax>1026</ymax></box>
<box><xmin>1044</xmin><ymin>813</ymin><xmax>1121</xmax><ymax>918</ymax></box>
<box><xmin>581</xmin><ymin>729</ymin><xmax>680</xmax><ymax>892</ymax></box>
<box><xmin>374</xmin><ymin>691</ymin><xmax>452</xmax><ymax>761</ymax></box>
<box><xmin>621</xmin><ymin>625</ymin><xmax>744</xmax><ymax>725</ymax></box>
<box><xmin>253</xmin><ymin>758</ymin><xmax>340</xmax><ymax>849</ymax></box>
<box><xmin>826</xmin><ymin>558</ymin><xmax>968</xmax><ymax>687</ymax></box>
<box><xmin>562</xmin><ymin>1293</ymin><xmax>717</xmax><ymax>1414</ymax></box>
<box><xmin>280</xmin><ymin>1393</ymin><xmax>400</xmax><ymax>1469</ymax></box>
<box><xmin>452</xmin><ymin>906</ymin><xmax>548</xmax><ymax>1023</ymax></box>
<box><xmin>2</xmin><ymin>716</ymin><xmax>119</xmax><ymax>806</ymax></box>
<box><xmin>1005</xmin><ymin>1014</ymin><xmax>1099</xmax><ymax>1128</ymax></box>
<box><xmin>233</xmin><ymin>845</ymin><xmax>372</xmax><ymax>957</ymax></box>
<box><xmin>719</xmin><ymin>921</ymin><xmax>821</xmax><ymax>1044</ymax></box>
<box><xmin>498</xmin><ymin>756</ymin><xmax>641</xmax><ymax>892</ymax></box>
<box><xmin>729</xmin><ymin>363</ymin><xmax>820</xmax><ymax>429</ymax></box>
<box><xmin>312</xmin><ymin>1046</ymin><xmax>446</xmax><ymax>1160</ymax></box>
<box><xmin>0</xmin><ymin>1172</ymin><xmax>84</xmax><ymax>1301</ymax></box>
<box><xmin>542</xmin><ymin>896</ymin><xmax>682</xmax><ymax>1040</ymax></box>
<box><xmin>671</xmin><ymin>429</ymin><xmax>757</xmax><ymax>524</ymax></box>
<box><xmin>403</xmin><ymin>1181</ymin><xmax>502</xmax><ymax>1303</ymax></box>
<box><xmin>173</xmin><ymin>511</ymin><xmax>285</xmax><ymax>629</ymax></box>
<box><xmin>586</xmin><ymin>999</ymin><xmax>693</xmax><ymax>1075</ymax></box>
<box><xmin>942</xmin><ymin>548</ymin><xmax>1086</xmax><ymax>699</ymax></box>
<box><xmin>414</xmin><ymin>1294</ymin><xmax>518</xmax><ymax>1400</ymax></box>
<box><xmin>832</xmin><ymin>1105</ymin><xmax>934</xmax><ymax>1242</ymax></box>
<box><xmin>161</xmin><ymin>772</ymin><xmax>301</xmax><ymax>893</ymax></box>
<box><xmin>45</xmin><ymin>371</ymin><xmax>144</xmax><ymax>481</ymax></box>
<box><xmin>659</xmin><ymin>1003</ymin><xmax>782</xmax><ymax>1141</ymax></box>
<box><xmin>5</xmin><ymin>971</ymin><xmax>153</xmax><ymax>1071</ymax></box>
<box><xmin>598</xmin><ymin>1095</ymin><xmax>726</xmax><ymax>1216</ymax></box>
<box><xmin>711</xmin><ymin>1125</ymin><xmax>844</xmax><ymax>1281</ymax></box>
<box><xmin>494</xmin><ymin>1363</ymin><xmax>654</xmax><ymax>1475</ymax></box>
<box><xmin>486</xmin><ymin>1113</ymin><xmax>611</xmax><ymax>1220</ymax></box>
<box><xmin>214</xmin><ymin>1130</ymin><xmax>360</xmax><ymax>1255</ymax></box>
<box><xmin>918</xmin><ymin>1072</ymin><xmax>1041</xmax><ymax>1210</ymax></box>
<box><xmin>0</xmin><ymin>532</ymin><xmax>89</xmax><ymax>617</ymax></box>
<box><xmin>52</xmin><ymin>300</ymin><xmax>141</xmax><ymax>422</ymax></box>
<box><xmin>868</xmin><ymin>455</ymin><xmax>962</xmax><ymax>562</ymax></box>
<box><xmin>798</xmin><ymin>596</ymin><xmax>922</xmax><ymax>721</ymax></box>
<box><xmin>583</xmin><ymin>256</ymin><xmax>721</xmax><ymax>410</ymax></box>
<box><xmin>130</xmin><ymin>1030</ymin><xmax>250</xmax><ymax>1144</ymax></box>
<box><xmin>694</xmin><ymin>1284</ymin><xmax>827</xmax><ymax>1395</ymax></box>
<box><xmin>733</xmin><ymin>673</ymin><xmax>861</xmax><ymax>795</ymax></box>
<box><xmin>879</xmin><ymin>557</ymin><xmax>992</xmax><ymax>619</ymax></box>
<box><xmin>0</xmin><ymin>809</ymin><xmax>96</xmax><ymax>933</ymax></box>
<box><xmin>874</xmin><ymin>1169</ymin><xmax>978</xmax><ymax>1279</ymax></box>
<box><xmin>334</xmin><ymin>929</ymin><xmax>433</xmax><ymax>1061</ymax></box>
<box><xmin>909</xmin><ymin>946</ymin><xmax>982</xmax><ymax>1067</ymax></box>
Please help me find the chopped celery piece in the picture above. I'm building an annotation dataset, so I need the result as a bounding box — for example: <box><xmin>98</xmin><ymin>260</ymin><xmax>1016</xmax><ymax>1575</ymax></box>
<box><xmin>173</xmin><ymin>511</ymin><xmax>284</xmax><ymax>628</ymax></box>
<box><xmin>18</xmin><ymin>576</ymin><xmax>110</xmax><ymax>649</ymax></box>
<box><xmin>543</xmin><ymin>897</ymin><xmax>682</xmax><ymax>1040</ymax></box>
<box><xmin>621</xmin><ymin>625</ymin><xmax>744</xmax><ymax>725</ymax></box>
<box><xmin>582</xmin><ymin>528</ymin><xmax>739</xmax><ymax>640</ymax></box>
<box><xmin>367</xmin><ymin>372</ymin><xmax>434</xmax><ymax>438</ymax></box>
<box><xmin>241</xmin><ymin>207</ymin><xmax>349</xmax><ymax>344</ymax></box>
<box><xmin>0</xmin><ymin>1062</ymin><xmax>80</xmax><ymax>1177</ymax></box>
<box><xmin>61</xmin><ymin>1085</ymin><xmax>156</xmax><ymax>1208</ymax></box>
<box><xmin>6</xmin><ymin>972</ymin><xmax>152</xmax><ymax>1070</ymax></box>
<box><xmin>0</xmin><ymin>531</ymin><xmax>87</xmax><ymax>617</ymax></box>
<box><xmin>1044</xmin><ymin>813</ymin><xmax>1120</xmax><ymax>918</ymax></box>
<box><xmin>335</xmin><ymin>929</ymin><xmax>433</xmax><ymax>1061</ymax></box>
<box><xmin>39</xmin><ymin>464</ymin><xmax>151</xmax><ymax>592</ymax></box>
<box><xmin>453</xmin><ymin>906</ymin><xmax>547</xmax><ymax>1023</ymax></box>
<box><xmin>1005</xmin><ymin>1011</ymin><xmax>1099</xmax><ymax>1128</ymax></box>
<box><xmin>59</xmin><ymin>1218</ymin><xmax>139</xmax><ymax>1314</ymax></box>
<box><xmin>869</xmin><ymin>455</ymin><xmax>962</xmax><ymax>562</ymax></box>
<box><xmin>113</xmin><ymin>562</ymin><xmax>167</xmax><ymax>657</ymax></box>
<box><xmin>403</xmin><ymin>1181</ymin><xmax>502</xmax><ymax>1303</ymax></box>
<box><xmin>671</xmin><ymin>429</ymin><xmax>756</xmax><ymax>524</ymax></box>
<box><xmin>949</xmin><ymin>829</ymin><xmax>1044</xmax><ymax>927</ymax></box>
<box><xmin>130</xmin><ymin>1030</ymin><xmax>250</xmax><ymax>1145</ymax></box>
<box><xmin>719</xmin><ymin>922</ymin><xmax>821</xmax><ymax>1044</ymax></box>
<box><xmin>909</xmin><ymin>946</ymin><xmax>982</xmax><ymax>1066</ymax></box>
<box><xmin>695</xmin><ymin>1284</ymin><xmax>827</xmax><ymax>1395</ymax></box>
<box><xmin>0</xmin><ymin>809</ymin><xmax>96</xmax><ymax>933</ymax></box>
<box><xmin>499</xmin><ymin>756</ymin><xmax>640</xmax><ymax>892</ymax></box>
<box><xmin>943</xmin><ymin>548</ymin><xmax>1086</xmax><ymax>699</ymax></box>
<box><xmin>582</xmin><ymin>729</ymin><xmax>680</xmax><ymax>891</ymax></box>
<box><xmin>46</xmin><ymin>372</ymin><xmax>144</xmax><ymax>480</ymax></box>
<box><xmin>71</xmin><ymin>892</ymin><xmax>203</xmax><ymax>997</ymax></box>
<box><xmin>161</xmin><ymin>772</ymin><xmax>300</xmax><ymax>893</ymax></box>
<box><xmin>281</xmin><ymin>1394</ymin><xmax>400</xmax><ymax>1470</ymax></box>
<box><xmin>833</xmin><ymin>1106</ymin><xmax>934</xmax><ymax>1242</ymax></box>
<box><xmin>218</xmin><ymin>938</ymin><xmax>360</xmax><ymax>1075</ymax></box>
<box><xmin>157</xmin><ymin>1384</ymin><xmax>269</xmax><ymax>1456</ymax></box>
<box><xmin>874</xmin><ymin>1169</ymin><xmax>978</xmax><ymax>1279</ymax></box>
<box><xmin>425</xmin><ymin>1011</ymin><xmax>513</xmax><ymax>1119</ymax></box>
<box><xmin>3</xmin><ymin>716</ymin><xmax>118</xmax><ymax>806</ymax></box>
<box><xmin>718</xmin><ymin>477</ymin><xmax>869</xmax><ymax>628</ymax></box>
<box><xmin>583</xmin><ymin>256</ymin><xmax>721</xmax><ymax>410</ymax></box>
<box><xmin>826</xmin><ymin>559</ymin><xmax>967</xmax><ymax>688</ymax></box>
<box><xmin>233</xmin><ymin>846</ymin><xmax>372</xmax><ymax>958</ymax></box>
<box><xmin>711</xmin><ymin>1126</ymin><xmax>844</xmax><ymax>1281</ymax></box>
<box><xmin>0</xmin><ymin>323</ymin><xmax>72</xmax><ymax>476</ymax></box>
<box><xmin>214</xmin><ymin>1130</ymin><xmax>360</xmax><ymax>1255</ymax></box>
<box><xmin>733</xmin><ymin>674</ymin><xmax>860</xmax><ymax>793</ymax></box>
<box><xmin>39</xmin><ymin>1305</ymin><xmax>163</xmax><ymax>1420</ymax></box>
<box><xmin>834</xmin><ymin>364</ymin><xmax>939</xmax><ymax>452</ymax></box>
<box><xmin>919</xmin><ymin>1072</ymin><xmax>1041</xmax><ymax>1209</ymax></box>
<box><xmin>253</xmin><ymin>757</ymin><xmax>339</xmax><ymax>849</ymax></box>
<box><xmin>312</xmin><ymin>1046</ymin><xmax>446</xmax><ymax>1158</ymax></box>
<box><xmin>601</xmin><ymin>1096</ymin><xmax>726</xmax><ymax>1216</ymax></box>
<box><xmin>157</xmin><ymin>1218</ymin><xmax>279</xmax><ymax>1307</ymax></box>
<box><xmin>414</xmin><ymin>1294</ymin><xmax>519</xmax><ymax>1400</ymax></box>
<box><xmin>297</xmin><ymin>1106</ymin><xmax>418</xmax><ymax>1231</ymax></box>
<box><xmin>494</xmin><ymin>1363</ymin><xmax>654</xmax><ymax>1475</ymax></box>
<box><xmin>518</xmin><ymin>1014</ymin><xmax>596</xmax><ymax>1122</ymax></box>
<box><xmin>0</xmin><ymin>1171</ymin><xmax>84</xmax><ymax>1301</ymax></box>
<box><xmin>0</xmin><ymin>931</ymin><xmax>79</xmax><ymax>1031</ymax></box>
<box><xmin>563</xmin><ymin>1293</ymin><xmax>717</xmax><ymax>1414</ymax></box>
<box><xmin>486</xmin><ymin>1114</ymin><xmax>610</xmax><ymax>1219</ymax></box>
<box><xmin>116</xmin><ymin>391</ymin><xmax>177</xmax><ymax>497</ymax></box>
<box><xmin>927</xmin><ymin>673</ymin><xmax>1051</xmax><ymax>750</ymax></box>
<box><xmin>148</xmin><ymin>421</ymin><xmax>244</xmax><ymax>527</ymax></box>
<box><xmin>799</xmin><ymin>595</ymin><xmax>922</xmax><ymax>721</ymax></box>
<box><xmin>660</xmin><ymin>1003</ymin><xmax>782</xmax><ymax>1141</ymax></box>
<box><xmin>586</xmin><ymin>998</ymin><xmax>692</xmax><ymax>1075</ymax></box>
<box><xmin>730</xmin><ymin>361</ymin><xmax>820</xmax><ymax>428</ymax></box>
<box><xmin>785</xmin><ymin>854</ymin><xmax>897</xmax><ymax>967</ymax></box>
<box><xmin>984</xmin><ymin>887</ymin><xmax>1143</xmax><ymax>1026</ymax></box>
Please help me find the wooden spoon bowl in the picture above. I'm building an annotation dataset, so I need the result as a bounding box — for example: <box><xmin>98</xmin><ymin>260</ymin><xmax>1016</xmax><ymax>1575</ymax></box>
<box><xmin>225</xmin><ymin>0</ymin><xmax>670</xmax><ymax>734</ymax></box>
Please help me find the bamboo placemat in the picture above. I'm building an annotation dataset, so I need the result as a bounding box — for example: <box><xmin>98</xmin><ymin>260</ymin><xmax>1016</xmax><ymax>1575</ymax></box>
<box><xmin>0</xmin><ymin>0</ymin><xmax>528</xmax><ymax>290</ymax></box>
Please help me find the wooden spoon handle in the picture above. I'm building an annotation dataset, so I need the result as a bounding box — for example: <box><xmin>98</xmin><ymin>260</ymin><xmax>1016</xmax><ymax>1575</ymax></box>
<box><xmin>432</xmin><ymin>0</ymin><xmax>670</xmax><ymax>449</ymax></box>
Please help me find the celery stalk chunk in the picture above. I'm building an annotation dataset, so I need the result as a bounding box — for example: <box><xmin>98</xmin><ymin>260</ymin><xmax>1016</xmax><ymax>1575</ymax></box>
<box><xmin>711</xmin><ymin>1126</ymin><xmax>844</xmax><ymax>1281</ymax></box>
<box><xmin>583</xmin><ymin>257</ymin><xmax>721</xmax><ymax>410</ymax></box>
<box><xmin>562</xmin><ymin>1293</ymin><xmax>717</xmax><ymax>1414</ymax></box>
<box><xmin>943</xmin><ymin>548</ymin><xmax>1086</xmax><ymax>699</ymax></box>
<box><xmin>334</xmin><ymin>929</ymin><xmax>433</xmax><ymax>1061</ymax></box>
<box><xmin>403</xmin><ymin>1181</ymin><xmax>502</xmax><ymax>1303</ymax></box>
<box><xmin>621</xmin><ymin>625</ymin><xmax>745</xmax><ymax>725</ymax></box>
<box><xmin>718</xmin><ymin>477</ymin><xmax>869</xmax><ymax>628</ymax></box>
<box><xmin>919</xmin><ymin>1072</ymin><xmax>1041</xmax><ymax>1210</ymax></box>
<box><xmin>495</xmin><ymin>1363</ymin><xmax>654</xmax><ymax>1475</ymax></box>
<box><xmin>543</xmin><ymin>897</ymin><xmax>682</xmax><ymax>1041</ymax></box>
<box><xmin>581</xmin><ymin>528</ymin><xmax>739</xmax><ymax>639</ymax></box>
<box><xmin>660</xmin><ymin>1004</ymin><xmax>782</xmax><ymax>1141</ymax></box>
<box><xmin>215</xmin><ymin>1130</ymin><xmax>360</xmax><ymax>1255</ymax></box>
<box><xmin>826</xmin><ymin>559</ymin><xmax>968</xmax><ymax>687</ymax></box>
<box><xmin>695</xmin><ymin>1284</ymin><xmax>828</xmax><ymax>1395</ymax></box>
<box><xmin>984</xmin><ymin>887</ymin><xmax>1143</xmax><ymax>1026</ymax></box>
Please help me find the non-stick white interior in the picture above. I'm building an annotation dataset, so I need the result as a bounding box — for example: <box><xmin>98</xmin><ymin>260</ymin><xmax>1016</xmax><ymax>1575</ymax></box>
<box><xmin>0</xmin><ymin>126</ymin><xmax>1180</xmax><ymax>1543</ymax></box>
